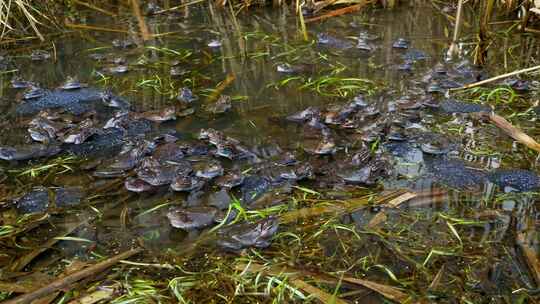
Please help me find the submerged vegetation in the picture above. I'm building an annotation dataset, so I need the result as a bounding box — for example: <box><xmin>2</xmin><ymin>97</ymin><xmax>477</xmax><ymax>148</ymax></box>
<box><xmin>3</xmin><ymin>189</ymin><xmax>536</xmax><ymax>303</ymax></box>
<box><xmin>0</xmin><ymin>0</ymin><xmax>539</xmax><ymax>304</ymax></box>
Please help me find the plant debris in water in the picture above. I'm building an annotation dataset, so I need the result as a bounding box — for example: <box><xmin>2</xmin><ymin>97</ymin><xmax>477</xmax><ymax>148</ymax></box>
<box><xmin>0</xmin><ymin>1</ymin><xmax>539</xmax><ymax>303</ymax></box>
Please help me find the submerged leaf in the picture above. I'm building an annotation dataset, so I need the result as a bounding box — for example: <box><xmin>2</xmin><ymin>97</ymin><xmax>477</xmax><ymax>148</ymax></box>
<box><xmin>341</xmin><ymin>276</ymin><xmax>409</xmax><ymax>303</ymax></box>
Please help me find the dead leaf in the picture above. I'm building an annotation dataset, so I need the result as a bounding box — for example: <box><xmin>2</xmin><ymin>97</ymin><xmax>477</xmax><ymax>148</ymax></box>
<box><xmin>291</xmin><ymin>279</ymin><xmax>349</xmax><ymax>304</ymax></box>
<box><xmin>367</xmin><ymin>212</ymin><xmax>387</xmax><ymax>229</ymax></box>
<box><xmin>341</xmin><ymin>276</ymin><xmax>409</xmax><ymax>303</ymax></box>
<box><xmin>67</xmin><ymin>283</ymin><xmax>120</xmax><ymax>304</ymax></box>
<box><xmin>489</xmin><ymin>113</ymin><xmax>540</xmax><ymax>153</ymax></box>
<box><xmin>384</xmin><ymin>192</ymin><xmax>417</xmax><ymax>208</ymax></box>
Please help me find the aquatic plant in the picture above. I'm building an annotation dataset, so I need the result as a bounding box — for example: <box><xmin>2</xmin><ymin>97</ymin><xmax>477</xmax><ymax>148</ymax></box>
<box><xmin>271</xmin><ymin>72</ymin><xmax>378</xmax><ymax>97</ymax></box>
<box><xmin>8</xmin><ymin>155</ymin><xmax>79</xmax><ymax>179</ymax></box>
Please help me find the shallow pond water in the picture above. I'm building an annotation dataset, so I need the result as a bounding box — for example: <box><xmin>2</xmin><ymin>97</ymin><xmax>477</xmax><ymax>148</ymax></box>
<box><xmin>0</xmin><ymin>2</ymin><xmax>539</xmax><ymax>303</ymax></box>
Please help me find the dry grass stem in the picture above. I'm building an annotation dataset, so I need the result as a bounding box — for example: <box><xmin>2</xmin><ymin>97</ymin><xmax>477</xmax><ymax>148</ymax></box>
<box><xmin>451</xmin><ymin>65</ymin><xmax>540</xmax><ymax>90</ymax></box>
<box><xmin>489</xmin><ymin>113</ymin><xmax>540</xmax><ymax>153</ymax></box>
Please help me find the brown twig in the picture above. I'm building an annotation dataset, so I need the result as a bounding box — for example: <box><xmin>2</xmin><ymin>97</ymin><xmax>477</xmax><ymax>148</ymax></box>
<box><xmin>1</xmin><ymin>248</ymin><xmax>143</xmax><ymax>304</ymax></box>
<box><xmin>489</xmin><ymin>113</ymin><xmax>540</xmax><ymax>153</ymax></box>
<box><xmin>450</xmin><ymin>65</ymin><xmax>540</xmax><ymax>91</ymax></box>
<box><xmin>305</xmin><ymin>1</ymin><xmax>373</xmax><ymax>23</ymax></box>
<box><xmin>341</xmin><ymin>276</ymin><xmax>409</xmax><ymax>303</ymax></box>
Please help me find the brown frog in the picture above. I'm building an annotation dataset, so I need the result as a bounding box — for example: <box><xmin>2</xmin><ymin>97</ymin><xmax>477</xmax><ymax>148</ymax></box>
<box><xmin>217</xmin><ymin>217</ymin><xmax>279</xmax><ymax>250</ymax></box>
<box><xmin>135</xmin><ymin>106</ymin><xmax>176</xmax><ymax>122</ymax></box>
<box><xmin>167</xmin><ymin>206</ymin><xmax>218</xmax><ymax>230</ymax></box>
